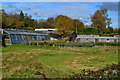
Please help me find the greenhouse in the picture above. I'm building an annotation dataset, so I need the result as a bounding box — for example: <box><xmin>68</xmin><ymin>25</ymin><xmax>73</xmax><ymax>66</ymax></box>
<box><xmin>2</xmin><ymin>29</ymin><xmax>50</xmax><ymax>44</ymax></box>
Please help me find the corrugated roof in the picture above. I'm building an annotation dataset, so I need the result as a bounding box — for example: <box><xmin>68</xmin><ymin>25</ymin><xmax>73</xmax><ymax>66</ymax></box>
<box><xmin>4</xmin><ymin>29</ymin><xmax>48</xmax><ymax>36</ymax></box>
<box><xmin>76</xmin><ymin>36</ymin><xmax>119</xmax><ymax>39</ymax></box>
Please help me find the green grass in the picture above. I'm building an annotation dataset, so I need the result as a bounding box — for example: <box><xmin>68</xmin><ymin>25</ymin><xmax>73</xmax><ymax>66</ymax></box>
<box><xmin>2</xmin><ymin>44</ymin><xmax>118</xmax><ymax>78</ymax></box>
<box><xmin>39</xmin><ymin>54</ymin><xmax>80</xmax><ymax>75</ymax></box>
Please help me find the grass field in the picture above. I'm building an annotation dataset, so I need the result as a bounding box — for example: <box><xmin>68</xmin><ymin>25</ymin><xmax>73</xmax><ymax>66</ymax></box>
<box><xmin>2</xmin><ymin>44</ymin><xmax>118</xmax><ymax>78</ymax></box>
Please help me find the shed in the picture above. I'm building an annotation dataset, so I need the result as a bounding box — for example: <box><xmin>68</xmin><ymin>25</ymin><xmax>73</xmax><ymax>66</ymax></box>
<box><xmin>76</xmin><ymin>36</ymin><xmax>120</xmax><ymax>42</ymax></box>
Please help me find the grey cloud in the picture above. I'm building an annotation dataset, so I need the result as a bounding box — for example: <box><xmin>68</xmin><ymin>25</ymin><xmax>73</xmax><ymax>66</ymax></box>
<box><xmin>34</xmin><ymin>12</ymin><xmax>38</xmax><ymax>16</ymax></box>
<box><xmin>8</xmin><ymin>5</ymin><xmax>14</xmax><ymax>8</ymax></box>
<box><xmin>97</xmin><ymin>2</ymin><xmax>118</xmax><ymax>11</ymax></box>
<box><xmin>2</xmin><ymin>4</ymin><xmax>32</xmax><ymax>14</ymax></box>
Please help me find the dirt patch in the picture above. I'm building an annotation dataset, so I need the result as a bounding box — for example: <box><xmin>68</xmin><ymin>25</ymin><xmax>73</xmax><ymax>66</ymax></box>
<box><xmin>66</xmin><ymin>56</ymin><xmax>105</xmax><ymax>71</ymax></box>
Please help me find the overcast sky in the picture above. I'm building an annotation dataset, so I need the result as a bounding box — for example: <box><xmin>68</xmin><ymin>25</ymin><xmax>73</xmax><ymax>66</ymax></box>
<box><xmin>2</xmin><ymin>2</ymin><xmax>119</xmax><ymax>28</ymax></box>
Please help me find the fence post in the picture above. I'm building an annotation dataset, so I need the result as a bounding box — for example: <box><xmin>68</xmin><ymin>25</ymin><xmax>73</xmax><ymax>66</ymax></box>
<box><xmin>37</xmin><ymin>43</ymin><xmax>39</xmax><ymax>46</ymax></box>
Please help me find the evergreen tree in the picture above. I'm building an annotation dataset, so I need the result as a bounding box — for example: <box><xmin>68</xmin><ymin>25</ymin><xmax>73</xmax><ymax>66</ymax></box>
<box><xmin>19</xmin><ymin>11</ymin><xmax>24</xmax><ymax>21</ymax></box>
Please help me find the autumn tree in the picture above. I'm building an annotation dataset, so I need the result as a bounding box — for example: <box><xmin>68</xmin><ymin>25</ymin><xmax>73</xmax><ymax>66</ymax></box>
<box><xmin>15</xmin><ymin>21</ymin><xmax>24</xmax><ymax>28</ymax></box>
<box><xmin>3</xmin><ymin>15</ymin><xmax>16</xmax><ymax>28</ymax></box>
<box><xmin>55</xmin><ymin>15</ymin><xmax>73</xmax><ymax>38</ymax></box>
<box><xmin>91</xmin><ymin>9</ymin><xmax>112</xmax><ymax>33</ymax></box>
<box><xmin>73</xmin><ymin>19</ymin><xmax>84</xmax><ymax>29</ymax></box>
<box><xmin>1</xmin><ymin>10</ymin><xmax>18</xmax><ymax>29</ymax></box>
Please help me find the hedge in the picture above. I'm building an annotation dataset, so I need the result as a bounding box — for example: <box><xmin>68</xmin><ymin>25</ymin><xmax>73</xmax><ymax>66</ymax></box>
<box><xmin>95</xmin><ymin>42</ymin><xmax>120</xmax><ymax>46</ymax></box>
<box><xmin>25</xmin><ymin>40</ymin><xmax>66</xmax><ymax>46</ymax></box>
<box><xmin>54</xmin><ymin>42</ymin><xmax>95</xmax><ymax>47</ymax></box>
<box><xmin>26</xmin><ymin>41</ymin><xmax>95</xmax><ymax>47</ymax></box>
<box><xmin>26</xmin><ymin>41</ymin><xmax>120</xmax><ymax>47</ymax></box>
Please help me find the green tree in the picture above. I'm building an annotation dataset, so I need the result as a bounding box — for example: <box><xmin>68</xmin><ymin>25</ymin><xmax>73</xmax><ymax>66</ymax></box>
<box><xmin>19</xmin><ymin>11</ymin><xmax>24</xmax><ymax>21</ymax></box>
<box><xmin>91</xmin><ymin>9</ymin><xmax>112</xmax><ymax>33</ymax></box>
<box><xmin>106</xmin><ymin>18</ymin><xmax>112</xmax><ymax>28</ymax></box>
<box><xmin>1</xmin><ymin>9</ymin><xmax>8</xmax><ymax>28</ymax></box>
<box><xmin>26</xmin><ymin>27</ymin><xmax>34</xmax><ymax>30</ymax></box>
<box><xmin>47</xmin><ymin>17</ymin><xmax>55</xmax><ymax>23</ymax></box>
<box><xmin>46</xmin><ymin>17</ymin><xmax>55</xmax><ymax>28</ymax></box>
<box><xmin>107</xmin><ymin>27</ymin><xmax>114</xmax><ymax>33</ymax></box>
<box><xmin>72</xmin><ymin>19</ymin><xmax>84</xmax><ymax>33</ymax></box>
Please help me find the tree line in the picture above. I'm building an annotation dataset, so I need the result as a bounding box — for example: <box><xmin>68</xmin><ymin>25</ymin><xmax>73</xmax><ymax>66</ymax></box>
<box><xmin>1</xmin><ymin>9</ymin><xmax>119</xmax><ymax>38</ymax></box>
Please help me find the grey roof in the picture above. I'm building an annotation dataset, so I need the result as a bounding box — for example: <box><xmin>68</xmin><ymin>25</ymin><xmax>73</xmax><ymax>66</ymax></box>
<box><xmin>3</xmin><ymin>29</ymin><xmax>48</xmax><ymax>36</ymax></box>
<box><xmin>76</xmin><ymin>36</ymin><xmax>120</xmax><ymax>39</ymax></box>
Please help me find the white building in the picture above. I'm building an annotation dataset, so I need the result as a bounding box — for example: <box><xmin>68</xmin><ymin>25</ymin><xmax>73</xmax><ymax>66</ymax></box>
<box><xmin>35</xmin><ymin>29</ymin><xmax>57</xmax><ymax>34</ymax></box>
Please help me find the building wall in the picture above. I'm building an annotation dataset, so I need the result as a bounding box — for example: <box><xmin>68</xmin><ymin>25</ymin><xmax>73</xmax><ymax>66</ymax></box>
<box><xmin>77</xmin><ymin>35</ymin><xmax>99</xmax><ymax>37</ymax></box>
<box><xmin>76</xmin><ymin>38</ymin><xmax>119</xmax><ymax>42</ymax></box>
<box><xmin>77</xmin><ymin>38</ymin><xmax>95</xmax><ymax>42</ymax></box>
<box><xmin>98</xmin><ymin>39</ymin><xmax>116</xmax><ymax>42</ymax></box>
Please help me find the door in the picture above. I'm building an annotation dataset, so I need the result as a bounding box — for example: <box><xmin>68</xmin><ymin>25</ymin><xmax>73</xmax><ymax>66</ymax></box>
<box><xmin>95</xmin><ymin>39</ymin><xmax>99</xmax><ymax>42</ymax></box>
